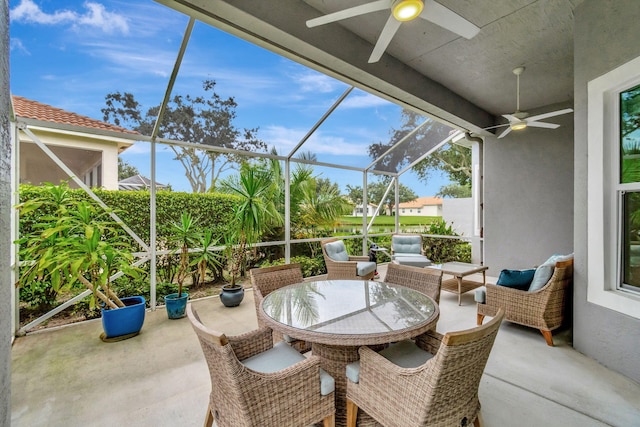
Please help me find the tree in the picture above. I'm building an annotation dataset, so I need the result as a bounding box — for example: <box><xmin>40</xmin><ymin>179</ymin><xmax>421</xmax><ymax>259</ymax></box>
<box><xmin>367</xmin><ymin>109</ymin><xmax>472</xmax><ymax>196</ymax></box>
<box><xmin>413</xmin><ymin>143</ymin><xmax>472</xmax><ymax>188</ymax></box>
<box><xmin>345</xmin><ymin>180</ymin><xmax>417</xmax><ymax>214</ymax></box>
<box><xmin>118</xmin><ymin>158</ymin><xmax>139</xmax><ymax>180</ymax></box>
<box><xmin>102</xmin><ymin>80</ymin><xmax>267</xmax><ymax>193</ymax></box>
<box><xmin>437</xmin><ymin>183</ymin><xmax>471</xmax><ymax>198</ymax></box>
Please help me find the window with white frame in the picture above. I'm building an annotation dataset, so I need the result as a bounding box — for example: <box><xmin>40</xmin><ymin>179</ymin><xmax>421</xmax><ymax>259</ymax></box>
<box><xmin>619</xmin><ymin>84</ymin><xmax>640</xmax><ymax>293</ymax></box>
<box><xmin>587</xmin><ymin>55</ymin><xmax>640</xmax><ymax>319</ymax></box>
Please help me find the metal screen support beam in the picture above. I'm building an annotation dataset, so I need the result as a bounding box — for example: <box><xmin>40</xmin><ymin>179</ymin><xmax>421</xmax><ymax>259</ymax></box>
<box><xmin>148</xmin><ymin>16</ymin><xmax>195</xmax><ymax>309</ymax></box>
<box><xmin>366</xmin><ymin>119</ymin><xmax>429</xmax><ymax>171</ymax></box>
<box><xmin>285</xmin><ymin>158</ymin><xmax>291</xmax><ymax>262</ymax></box>
<box><xmin>288</xmin><ymin>86</ymin><xmax>353</xmax><ymax>159</ymax></box>
<box><xmin>395</xmin><ymin>178</ymin><xmax>400</xmax><ymax>232</ymax></box>
<box><xmin>366</xmin><ymin>176</ymin><xmax>395</xmax><ymax>232</ymax></box>
<box><xmin>362</xmin><ymin>172</ymin><xmax>368</xmax><ymax>255</ymax></box>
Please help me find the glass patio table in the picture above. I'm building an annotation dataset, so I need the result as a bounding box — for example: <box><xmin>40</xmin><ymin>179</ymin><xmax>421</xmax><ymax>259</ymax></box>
<box><xmin>260</xmin><ymin>279</ymin><xmax>439</xmax><ymax>427</ymax></box>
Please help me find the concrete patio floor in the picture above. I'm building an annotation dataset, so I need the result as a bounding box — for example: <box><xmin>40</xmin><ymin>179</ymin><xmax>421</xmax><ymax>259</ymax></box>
<box><xmin>11</xmin><ymin>265</ymin><xmax>640</xmax><ymax>427</ymax></box>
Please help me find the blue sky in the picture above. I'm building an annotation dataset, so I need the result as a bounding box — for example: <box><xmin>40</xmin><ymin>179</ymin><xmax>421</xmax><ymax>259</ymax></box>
<box><xmin>9</xmin><ymin>0</ymin><xmax>450</xmax><ymax>196</ymax></box>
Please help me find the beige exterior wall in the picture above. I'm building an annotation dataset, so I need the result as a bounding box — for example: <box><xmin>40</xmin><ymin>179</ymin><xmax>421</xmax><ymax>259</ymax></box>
<box><xmin>18</xmin><ymin>126</ymin><xmax>131</xmax><ymax>190</ymax></box>
<box><xmin>398</xmin><ymin>204</ymin><xmax>442</xmax><ymax>216</ymax></box>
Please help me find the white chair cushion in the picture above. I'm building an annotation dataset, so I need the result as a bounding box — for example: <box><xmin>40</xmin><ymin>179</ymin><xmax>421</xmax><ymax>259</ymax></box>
<box><xmin>392</xmin><ymin>235</ymin><xmax>422</xmax><ymax>255</ymax></box>
<box><xmin>357</xmin><ymin>261</ymin><xmax>377</xmax><ymax>277</ymax></box>
<box><xmin>529</xmin><ymin>253</ymin><xmax>573</xmax><ymax>292</ymax></box>
<box><xmin>475</xmin><ymin>287</ymin><xmax>486</xmax><ymax>303</ymax></box>
<box><xmin>345</xmin><ymin>340</ymin><xmax>434</xmax><ymax>384</ymax></box>
<box><xmin>392</xmin><ymin>255</ymin><xmax>432</xmax><ymax>267</ymax></box>
<box><xmin>242</xmin><ymin>341</ymin><xmax>335</xmax><ymax>395</ymax></box>
<box><xmin>325</xmin><ymin>240</ymin><xmax>349</xmax><ymax>262</ymax></box>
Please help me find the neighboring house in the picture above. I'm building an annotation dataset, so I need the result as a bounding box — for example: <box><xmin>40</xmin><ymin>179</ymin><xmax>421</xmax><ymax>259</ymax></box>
<box><xmin>12</xmin><ymin>96</ymin><xmax>136</xmax><ymax>190</ymax></box>
<box><xmin>119</xmin><ymin>174</ymin><xmax>169</xmax><ymax>191</ymax></box>
<box><xmin>398</xmin><ymin>196</ymin><xmax>442</xmax><ymax>217</ymax></box>
<box><xmin>351</xmin><ymin>203</ymin><xmax>377</xmax><ymax>217</ymax></box>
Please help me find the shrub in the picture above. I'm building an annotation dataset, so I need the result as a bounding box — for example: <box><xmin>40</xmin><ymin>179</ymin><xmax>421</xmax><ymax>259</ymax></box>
<box><xmin>422</xmin><ymin>219</ymin><xmax>471</xmax><ymax>263</ymax></box>
<box><xmin>259</xmin><ymin>255</ymin><xmax>326</xmax><ymax>278</ymax></box>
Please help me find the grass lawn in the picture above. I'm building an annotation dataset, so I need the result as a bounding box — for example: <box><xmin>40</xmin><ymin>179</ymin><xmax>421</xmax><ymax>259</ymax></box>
<box><xmin>339</xmin><ymin>216</ymin><xmax>440</xmax><ymax>226</ymax></box>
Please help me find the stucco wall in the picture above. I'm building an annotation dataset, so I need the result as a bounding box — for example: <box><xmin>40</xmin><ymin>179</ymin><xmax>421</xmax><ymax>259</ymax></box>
<box><xmin>442</xmin><ymin>198</ymin><xmax>473</xmax><ymax>238</ymax></box>
<box><xmin>483</xmin><ymin>106</ymin><xmax>574</xmax><ymax>276</ymax></box>
<box><xmin>573</xmin><ymin>0</ymin><xmax>640</xmax><ymax>382</ymax></box>
<box><xmin>1</xmin><ymin>0</ymin><xmax>12</xmax><ymax>423</ymax></box>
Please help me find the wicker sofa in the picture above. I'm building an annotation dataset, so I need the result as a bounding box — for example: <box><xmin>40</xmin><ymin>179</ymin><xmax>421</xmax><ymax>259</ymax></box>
<box><xmin>477</xmin><ymin>259</ymin><xmax>573</xmax><ymax>346</ymax></box>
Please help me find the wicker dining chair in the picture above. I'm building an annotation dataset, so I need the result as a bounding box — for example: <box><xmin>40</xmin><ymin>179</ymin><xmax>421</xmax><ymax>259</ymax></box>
<box><xmin>187</xmin><ymin>304</ymin><xmax>336</xmax><ymax>427</ymax></box>
<box><xmin>477</xmin><ymin>259</ymin><xmax>573</xmax><ymax>346</ymax></box>
<box><xmin>249</xmin><ymin>263</ymin><xmax>312</xmax><ymax>353</ymax></box>
<box><xmin>383</xmin><ymin>262</ymin><xmax>443</xmax><ymax>303</ymax></box>
<box><xmin>345</xmin><ymin>309</ymin><xmax>504</xmax><ymax>427</ymax></box>
<box><xmin>321</xmin><ymin>238</ymin><xmax>376</xmax><ymax>280</ymax></box>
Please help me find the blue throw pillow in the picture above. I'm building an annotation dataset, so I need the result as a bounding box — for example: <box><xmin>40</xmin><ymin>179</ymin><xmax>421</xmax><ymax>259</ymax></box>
<box><xmin>496</xmin><ymin>269</ymin><xmax>536</xmax><ymax>291</ymax></box>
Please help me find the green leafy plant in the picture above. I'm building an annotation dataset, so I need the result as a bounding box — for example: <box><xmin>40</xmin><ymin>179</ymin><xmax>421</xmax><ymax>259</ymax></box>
<box><xmin>191</xmin><ymin>229</ymin><xmax>224</xmax><ymax>286</ymax></box>
<box><xmin>168</xmin><ymin>212</ymin><xmax>200</xmax><ymax>298</ymax></box>
<box><xmin>16</xmin><ymin>182</ymin><xmax>144</xmax><ymax>310</ymax></box>
<box><xmin>422</xmin><ymin>219</ymin><xmax>471</xmax><ymax>263</ymax></box>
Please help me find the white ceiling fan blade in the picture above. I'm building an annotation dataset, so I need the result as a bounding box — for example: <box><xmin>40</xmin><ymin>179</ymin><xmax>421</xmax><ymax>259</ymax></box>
<box><xmin>483</xmin><ymin>123</ymin><xmax>510</xmax><ymax>131</ymax></box>
<box><xmin>306</xmin><ymin>0</ymin><xmax>390</xmax><ymax>28</ymax></box>
<box><xmin>526</xmin><ymin>121</ymin><xmax>560</xmax><ymax>129</ymax></box>
<box><xmin>368</xmin><ymin>15</ymin><xmax>402</xmax><ymax>63</ymax></box>
<box><xmin>502</xmin><ymin>114</ymin><xmax>519</xmax><ymax>122</ymax></box>
<box><xmin>526</xmin><ymin>108</ymin><xmax>573</xmax><ymax>123</ymax></box>
<box><xmin>497</xmin><ymin>126</ymin><xmax>512</xmax><ymax>139</ymax></box>
<box><xmin>420</xmin><ymin>0</ymin><xmax>480</xmax><ymax>39</ymax></box>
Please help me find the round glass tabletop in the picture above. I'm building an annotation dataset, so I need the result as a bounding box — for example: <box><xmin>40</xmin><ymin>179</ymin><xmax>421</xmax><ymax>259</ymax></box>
<box><xmin>261</xmin><ymin>279</ymin><xmax>436</xmax><ymax>337</ymax></box>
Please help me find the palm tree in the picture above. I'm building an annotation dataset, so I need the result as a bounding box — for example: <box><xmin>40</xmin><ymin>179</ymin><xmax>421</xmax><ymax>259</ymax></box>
<box><xmin>219</xmin><ymin>162</ymin><xmax>283</xmax><ymax>284</ymax></box>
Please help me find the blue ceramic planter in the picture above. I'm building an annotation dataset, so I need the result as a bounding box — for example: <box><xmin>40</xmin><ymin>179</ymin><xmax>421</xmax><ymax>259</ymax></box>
<box><xmin>164</xmin><ymin>292</ymin><xmax>189</xmax><ymax>319</ymax></box>
<box><xmin>220</xmin><ymin>285</ymin><xmax>244</xmax><ymax>307</ymax></box>
<box><xmin>101</xmin><ymin>296</ymin><xmax>146</xmax><ymax>339</ymax></box>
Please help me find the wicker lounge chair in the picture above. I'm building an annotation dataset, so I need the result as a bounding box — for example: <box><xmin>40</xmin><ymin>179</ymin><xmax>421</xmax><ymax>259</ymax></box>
<box><xmin>186</xmin><ymin>304</ymin><xmax>336</xmax><ymax>427</ymax></box>
<box><xmin>383</xmin><ymin>262</ymin><xmax>442</xmax><ymax>303</ymax></box>
<box><xmin>321</xmin><ymin>238</ymin><xmax>376</xmax><ymax>280</ymax></box>
<box><xmin>345</xmin><ymin>309</ymin><xmax>504</xmax><ymax>427</ymax></box>
<box><xmin>477</xmin><ymin>259</ymin><xmax>573</xmax><ymax>346</ymax></box>
<box><xmin>249</xmin><ymin>263</ymin><xmax>311</xmax><ymax>353</ymax></box>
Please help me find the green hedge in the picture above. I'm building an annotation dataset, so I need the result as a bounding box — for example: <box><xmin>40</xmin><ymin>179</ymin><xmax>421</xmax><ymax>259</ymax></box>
<box><xmin>18</xmin><ymin>185</ymin><xmax>239</xmax><ymax>249</ymax></box>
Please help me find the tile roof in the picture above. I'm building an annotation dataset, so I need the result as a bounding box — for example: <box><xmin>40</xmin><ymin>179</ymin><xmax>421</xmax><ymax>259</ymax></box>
<box><xmin>398</xmin><ymin>196</ymin><xmax>442</xmax><ymax>208</ymax></box>
<box><xmin>12</xmin><ymin>95</ymin><xmax>139</xmax><ymax>135</ymax></box>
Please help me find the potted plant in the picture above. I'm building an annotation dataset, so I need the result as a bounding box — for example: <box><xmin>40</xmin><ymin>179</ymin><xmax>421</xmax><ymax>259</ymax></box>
<box><xmin>16</xmin><ymin>182</ymin><xmax>146</xmax><ymax>341</ymax></box>
<box><xmin>218</xmin><ymin>163</ymin><xmax>283</xmax><ymax>307</ymax></box>
<box><xmin>164</xmin><ymin>212</ymin><xmax>199</xmax><ymax>319</ymax></box>
<box><xmin>219</xmin><ymin>227</ymin><xmax>247</xmax><ymax>307</ymax></box>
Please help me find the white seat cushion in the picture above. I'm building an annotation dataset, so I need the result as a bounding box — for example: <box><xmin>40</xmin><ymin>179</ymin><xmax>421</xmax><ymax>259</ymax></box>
<box><xmin>242</xmin><ymin>341</ymin><xmax>335</xmax><ymax>395</ymax></box>
<box><xmin>324</xmin><ymin>240</ymin><xmax>349</xmax><ymax>261</ymax></box>
<box><xmin>357</xmin><ymin>261</ymin><xmax>377</xmax><ymax>277</ymax></box>
<box><xmin>345</xmin><ymin>340</ymin><xmax>434</xmax><ymax>383</ymax></box>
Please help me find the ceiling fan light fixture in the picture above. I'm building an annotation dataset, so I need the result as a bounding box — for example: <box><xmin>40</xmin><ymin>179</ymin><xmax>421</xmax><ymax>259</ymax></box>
<box><xmin>511</xmin><ymin>121</ymin><xmax>527</xmax><ymax>131</ymax></box>
<box><xmin>392</xmin><ymin>0</ymin><xmax>424</xmax><ymax>22</ymax></box>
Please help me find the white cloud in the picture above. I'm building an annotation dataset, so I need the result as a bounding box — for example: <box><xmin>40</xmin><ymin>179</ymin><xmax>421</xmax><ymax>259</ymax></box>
<box><xmin>341</xmin><ymin>92</ymin><xmax>391</xmax><ymax>109</ymax></box>
<box><xmin>75</xmin><ymin>2</ymin><xmax>128</xmax><ymax>35</ymax></box>
<box><xmin>294</xmin><ymin>71</ymin><xmax>341</xmax><ymax>93</ymax></box>
<box><xmin>10</xmin><ymin>0</ymin><xmax>129</xmax><ymax>35</ymax></box>
<box><xmin>10</xmin><ymin>38</ymin><xmax>30</xmax><ymax>55</ymax></box>
<box><xmin>260</xmin><ymin>125</ymin><xmax>371</xmax><ymax>157</ymax></box>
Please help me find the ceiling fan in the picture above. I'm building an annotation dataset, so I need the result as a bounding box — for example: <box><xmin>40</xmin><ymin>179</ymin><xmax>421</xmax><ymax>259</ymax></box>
<box><xmin>306</xmin><ymin>0</ymin><xmax>480</xmax><ymax>63</ymax></box>
<box><xmin>492</xmin><ymin>67</ymin><xmax>574</xmax><ymax>139</ymax></box>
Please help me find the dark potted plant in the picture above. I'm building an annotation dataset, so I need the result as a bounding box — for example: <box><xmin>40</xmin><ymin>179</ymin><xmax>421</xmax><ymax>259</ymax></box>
<box><xmin>218</xmin><ymin>163</ymin><xmax>283</xmax><ymax>307</ymax></box>
<box><xmin>220</xmin><ymin>227</ymin><xmax>246</xmax><ymax>307</ymax></box>
<box><xmin>164</xmin><ymin>212</ymin><xmax>199</xmax><ymax>319</ymax></box>
<box><xmin>16</xmin><ymin>182</ymin><xmax>146</xmax><ymax>341</ymax></box>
